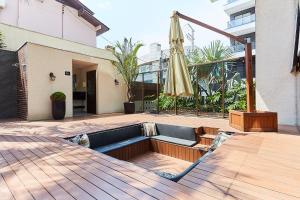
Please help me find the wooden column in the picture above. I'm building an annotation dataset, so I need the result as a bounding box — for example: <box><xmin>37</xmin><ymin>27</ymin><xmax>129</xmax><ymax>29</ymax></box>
<box><xmin>157</xmin><ymin>71</ymin><xmax>160</xmax><ymax>114</ymax></box>
<box><xmin>245</xmin><ymin>43</ymin><xmax>254</xmax><ymax>113</ymax></box>
<box><xmin>196</xmin><ymin>67</ymin><xmax>199</xmax><ymax>116</ymax></box>
<box><xmin>142</xmin><ymin>73</ymin><xmax>145</xmax><ymax>112</ymax></box>
<box><xmin>221</xmin><ymin>62</ymin><xmax>225</xmax><ymax>118</ymax></box>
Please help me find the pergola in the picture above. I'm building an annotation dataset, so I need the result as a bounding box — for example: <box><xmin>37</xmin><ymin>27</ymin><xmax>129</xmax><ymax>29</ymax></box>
<box><xmin>175</xmin><ymin>11</ymin><xmax>254</xmax><ymax>113</ymax></box>
<box><xmin>175</xmin><ymin>11</ymin><xmax>278</xmax><ymax>132</ymax></box>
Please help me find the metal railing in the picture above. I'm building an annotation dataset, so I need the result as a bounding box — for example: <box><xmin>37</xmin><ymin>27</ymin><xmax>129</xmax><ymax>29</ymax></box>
<box><xmin>227</xmin><ymin>0</ymin><xmax>238</xmax><ymax>4</ymax></box>
<box><xmin>227</xmin><ymin>14</ymin><xmax>255</xmax><ymax>28</ymax></box>
<box><xmin>231</xmin><ymin>42</ymin><xmax>256</xmax><ymax>53</ymax></box>
<box><xmin>133</xmin><ymin>59</ymin><xmax>252</xmax><ymax>118</ymax></box>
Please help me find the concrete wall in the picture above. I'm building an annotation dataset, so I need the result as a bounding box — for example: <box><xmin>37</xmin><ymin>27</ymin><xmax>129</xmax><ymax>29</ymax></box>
<box><xmin>23</xmin><ymin>43</ymin><xmax>126</xmax><ymax>121</ymax></box>
<box><xmin>256</xmin><ymin>0</ymin><xmax>300</xmax><ymax>126</ymax></box>
<box><xmin>0</xmin><ymin>50</ymin><xmax>17</xmax><ymax>119</ymax></box>
<box><xmin>0</xmin><ymin>0</ymin><xmax>97</xmax><ymax>46</ymax></box>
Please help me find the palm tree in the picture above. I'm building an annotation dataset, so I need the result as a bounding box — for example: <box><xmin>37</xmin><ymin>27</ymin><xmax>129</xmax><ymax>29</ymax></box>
<box><xmin>201</xmin><ymin>40</ymin><xmax>232</xmax><ymax>62</ymax></box>
<box><xmin>112</xmin><ymin>38</ymin><xmax>143</xmax><ymax>102</ymax></box>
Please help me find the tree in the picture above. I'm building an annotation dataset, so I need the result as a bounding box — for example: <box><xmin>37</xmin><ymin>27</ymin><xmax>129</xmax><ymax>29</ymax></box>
<box><xmin>201</xmin><ymin>40</ymin><xmax>232</xmax><ymax>62</ymax></box>
<box><xmin>112</xmin><ymin>38</ymin><xmax>143</xmax><ymax>102</ymax></box>
<box><xmin>0</xmin><ymin>32</ymin><xmax>5</xmax><ymax>49</ymax></box>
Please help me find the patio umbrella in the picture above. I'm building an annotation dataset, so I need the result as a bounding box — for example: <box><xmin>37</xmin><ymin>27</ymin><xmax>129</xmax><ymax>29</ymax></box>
<box><xmin>164</xmin><ymin>11</ymin><xmax>194</xmax><ymax>97</ymax></box>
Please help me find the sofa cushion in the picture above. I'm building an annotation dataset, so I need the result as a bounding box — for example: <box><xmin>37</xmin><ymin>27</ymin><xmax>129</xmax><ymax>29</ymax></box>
<box><xmin>94</xmin><ymin>136</ymin><xmax>148</xmax><ymax>154</ymax></box>
<box><xmin>88</xmin><ymin>124</ymin><xmax>142</xmax><ymax>149</ymax></box>
<box><xmin>155</xmin><ymin>123</ymin><xmax>196</xmax><ymax>141</ymax></box>
<box><xmin>152</xmin><ymin>135</ymin><xmax>197</xmax><ymax>147</ymax></box>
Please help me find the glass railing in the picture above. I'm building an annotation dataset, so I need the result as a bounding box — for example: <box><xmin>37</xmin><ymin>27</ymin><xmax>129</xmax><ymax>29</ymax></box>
<box><xmin>227</xmin><ymin>0</ymin><xmax>238</xmax><ymax>4</ymax></box>
<box><xmin>228</xmin><ymin>14</ymin><xmax>255</xmax><ymax>28</ymax></box>
<box><xmin>230</xmin><ymin>42</ymin><xmax>256</xmax><ymax>53</ymax></box>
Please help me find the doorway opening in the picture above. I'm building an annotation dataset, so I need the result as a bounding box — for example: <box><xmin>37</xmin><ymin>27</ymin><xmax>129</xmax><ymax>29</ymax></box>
<box><xmin>72</xmin><ymin>60</ymin><xmax>97</xmax><ymax>117</ymax></box>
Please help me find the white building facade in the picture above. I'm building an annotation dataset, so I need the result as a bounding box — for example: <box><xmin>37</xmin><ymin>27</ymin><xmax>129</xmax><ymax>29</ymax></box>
<box><xmin>0</xmin><ymin>0</ymin><xmax>127</xmax><ymax>121</ymax></box>
<box><xmin>256</xmin><ymin>0</ymin><xmax>300</xmax><ymax>128</ymax></box>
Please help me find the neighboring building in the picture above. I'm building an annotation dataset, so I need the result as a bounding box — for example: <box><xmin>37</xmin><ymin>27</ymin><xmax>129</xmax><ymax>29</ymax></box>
<box><xmin>138</xmin><ymin>43</ymin><xmax>194</xmax><ymax>83</ymax></box>
<box><xmin>138</xmin><ymin>43</ymin><xmax>168</xmax><ymax>83</ymax></box>
<box><xmin>256</xmin><ymin>0</ymin><xmax>300</xmax><ymax>127</ymax></box>
<box><xmin>0</xmin><ymin>0</ymin><xmax>127</xmax><ymax>120</ymax></box>
<box><xmin>224</xmin><ymin>0</ymin><xmax>256</xmax><ymax>78</ymax></box>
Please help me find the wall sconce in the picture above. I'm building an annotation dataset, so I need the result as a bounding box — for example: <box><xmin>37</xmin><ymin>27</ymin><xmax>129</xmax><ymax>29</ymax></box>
<box><xmin>49</xmin><ymin>72</ymin><xmax>56</xmax><ymax>81</ymax></box>
<box><xmin>114</xmin><ymin>79</ymin><xmax>119</xmax><ymax>86</ymax></box>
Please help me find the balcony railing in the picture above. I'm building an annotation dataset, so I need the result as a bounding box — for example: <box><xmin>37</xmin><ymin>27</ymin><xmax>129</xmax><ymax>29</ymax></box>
<box><xmin>231</xmin><ymin>42</ymin><xmax>256</xmax><ymax>53</ymax></box>
<box><xmin>227</xmin><ymin>14</ymin><xmax>255</xmax><ymax>28</ymax></box>
<box><xmin>227</xmin><ymin>0</ymin><xmax>238</xmax><ymax>4</ymax></box>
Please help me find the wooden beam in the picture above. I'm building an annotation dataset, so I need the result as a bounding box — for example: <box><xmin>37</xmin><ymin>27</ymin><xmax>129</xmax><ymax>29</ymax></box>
<box><xmin>176</xmin><ymin>11</ymin><xmax>246</xmax><ymax>44</ymax></box>
<box><xmin>245</xmin><ymin>43</ymin><xmax>254</xmax><ymax>112</ymax></box>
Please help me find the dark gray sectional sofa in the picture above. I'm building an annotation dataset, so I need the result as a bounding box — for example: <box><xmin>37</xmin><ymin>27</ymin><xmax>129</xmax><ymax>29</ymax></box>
<box><xmin>88</xmin><ymin>124</ymin><xmax>147</xmax><ymax>154</ymax></box>
<box><xmin>86</xmin><ymin>123</ymin><xmax>198</xmax><ymax>154</ymax></box>
<box><xmin>153</xmin><ymin>123</ymin><xmax>197</xmax><ymax>147</ymax></box>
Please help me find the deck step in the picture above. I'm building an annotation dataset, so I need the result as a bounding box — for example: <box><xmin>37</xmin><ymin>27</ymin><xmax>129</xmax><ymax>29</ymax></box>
<box><xmin>193</xmin><ymin>143</ymin><xmax>210</xmax><ymax>151</ymax></box>
<box><xmin>198</xmin><ymin>134</ymin><xmax>216</xmax><ymax>145</ymax></box>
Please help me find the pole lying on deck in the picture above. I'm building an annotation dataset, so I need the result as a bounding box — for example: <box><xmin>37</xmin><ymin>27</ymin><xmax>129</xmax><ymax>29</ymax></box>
<box><xmin>175</xmin><ymin>11</ymin><xmax>255</xmax><ymax>113</ymax></box>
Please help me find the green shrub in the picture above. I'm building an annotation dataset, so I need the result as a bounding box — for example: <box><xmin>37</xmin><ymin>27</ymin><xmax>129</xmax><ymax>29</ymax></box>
<box><xmin>50</xmin><ymin>92</ymin><xmax>66</xmax><ymax>102</ymax></box>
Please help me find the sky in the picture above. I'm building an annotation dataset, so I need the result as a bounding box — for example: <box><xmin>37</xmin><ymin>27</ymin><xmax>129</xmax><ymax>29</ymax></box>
<box><xmin>80</xmin><ymin>0</ymin><xmax>229</xmax><ymax>55</ymax></box>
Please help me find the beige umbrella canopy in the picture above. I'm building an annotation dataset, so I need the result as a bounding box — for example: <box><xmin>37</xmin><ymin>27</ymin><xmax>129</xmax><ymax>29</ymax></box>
<box><xmin>164</xmin><ymin>11</ymin><xmax>194</xmax><ymax>97</ymax></box>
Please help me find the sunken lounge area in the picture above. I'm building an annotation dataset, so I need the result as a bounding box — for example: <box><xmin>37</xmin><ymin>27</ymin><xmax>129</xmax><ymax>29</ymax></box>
<box><xmin>0</xmin><ymin>113</ymin><xmax>299</xmax><ymax>200</ymax></box>
<box><xmin>67</xmin><ymin>123</ymin><xmax>224</xmax><ymax>179</ymax></box>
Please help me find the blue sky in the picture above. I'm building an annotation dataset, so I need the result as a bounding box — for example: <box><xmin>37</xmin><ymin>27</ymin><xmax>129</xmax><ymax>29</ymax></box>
<box><xmin>80</xmin><ymin>0</ymin><xmax>229</xmax><ymax>55</ymax></box>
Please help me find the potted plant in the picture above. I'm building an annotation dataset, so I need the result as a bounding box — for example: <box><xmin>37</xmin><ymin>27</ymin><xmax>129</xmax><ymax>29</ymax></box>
<box><xmin>50</xmin><ymin>92</ymin><xmax>66</xmax><ymax>120</ymax></box>
<box><xmin>112</xmin><ymin>38</ymin><xmax>143</xmax><ymax>114</ymax></box>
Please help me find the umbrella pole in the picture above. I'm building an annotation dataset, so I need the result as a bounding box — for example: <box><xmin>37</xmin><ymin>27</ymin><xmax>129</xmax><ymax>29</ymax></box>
<box><xmin>174</xmin><ymin>77</ymin><xmax>178</xmax><ymax>115</ymax></box>
<box><xmin>175</xmin><ymin>96</ymin><xmax>178</xmax><ymax>115</ymax></box>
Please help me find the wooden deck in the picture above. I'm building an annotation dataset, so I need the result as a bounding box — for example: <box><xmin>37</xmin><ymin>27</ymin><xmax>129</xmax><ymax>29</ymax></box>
<box><xmin>0</xmin><ymin>114</ymin><xmax>299</xmax><ymax>199</ymax></box>
<box><xmin>129</xmin><ymin>152</ymin><xmax>192</xmax><ymax>175</ymax></box>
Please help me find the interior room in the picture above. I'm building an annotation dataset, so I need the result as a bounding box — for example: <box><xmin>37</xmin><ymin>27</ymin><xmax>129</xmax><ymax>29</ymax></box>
<box><xmin>72</xmin><ymin>60</ymin><xmax>98</xmax><ymax>116</ymax></box>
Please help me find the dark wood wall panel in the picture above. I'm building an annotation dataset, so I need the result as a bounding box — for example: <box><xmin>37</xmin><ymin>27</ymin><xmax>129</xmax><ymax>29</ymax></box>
<box><xmin>106</xmin><ymin>140</ymin><xmax>150</xmax><ymax>161</ymax></box>
<box><xmin>150</xmin><ymin>139</ymin><xmax>205</xmax><ymax>162</ymax></box>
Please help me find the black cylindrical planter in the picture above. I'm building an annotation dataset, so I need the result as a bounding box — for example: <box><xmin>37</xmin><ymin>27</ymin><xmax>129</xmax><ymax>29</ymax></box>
<box><xmin>124</xmin><ymin>102</ymin><xmax>135</xmax><ymax>114</ymax></box>
<box><xmin>52</xmin><ymin>101</ymin><xmax>66</xmax><ymax>120</ymax></box>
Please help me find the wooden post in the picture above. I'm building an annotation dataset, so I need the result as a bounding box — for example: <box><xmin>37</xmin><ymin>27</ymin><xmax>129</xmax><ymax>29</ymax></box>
<box><xmin>196</xmin><ymin>67</ymin><xmax>199</xmax><ymax>116</ymax></box>
<box><xmin>245</xmin><ymin>43</ymin><xmax>254</xmax><ymax>113</ymax></box>
<box><xmin>142</xmin><ymin>73</ymin><xmax>145</xmax><ymax>112</ymax></box>
<box><xmin>157</xmin><ymin>71</ymin><xmax>160</xmax><ymax>114</ymax></box>
<box><xmin>221</xmin><ymin>62</ymin><xmax>225</xmax><ymax>118</ymax></box>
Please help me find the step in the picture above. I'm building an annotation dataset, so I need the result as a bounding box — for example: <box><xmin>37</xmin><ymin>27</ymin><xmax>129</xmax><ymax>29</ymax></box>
<box><xmin>193</xmin><ymin>143</ymin><xmax>210</xmax><ymax>151</ymax></box>
<box><xmin>197</xmin><ymin>134</ymin><xmax>216</xmax><ymax>145</ymax></box>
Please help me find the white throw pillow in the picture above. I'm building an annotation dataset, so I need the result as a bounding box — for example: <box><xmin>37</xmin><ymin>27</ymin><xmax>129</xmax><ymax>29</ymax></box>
<box><xmin>79</xmin><ymin>134</ymin><xmax>90</xmax><ymax>148</ymax></box>
<box><xmin>143</xmin><ymin>123</ymin><xmax>157</xmax><ymax>137</ymax></box>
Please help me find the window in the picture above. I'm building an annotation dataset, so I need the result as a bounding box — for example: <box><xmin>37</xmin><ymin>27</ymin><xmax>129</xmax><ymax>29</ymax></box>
<box><xmin>292</xmin><ymin>7</ymin><xmax>300</xmax><ymax>73</ymax></box>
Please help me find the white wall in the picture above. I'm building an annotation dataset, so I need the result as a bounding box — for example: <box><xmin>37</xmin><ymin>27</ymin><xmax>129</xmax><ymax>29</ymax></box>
<box><xmin>256</xmin><ymin>0</ymin><xmax>300</xmax><ymax>126</ymax></box>
<box><xmin>0</xmin><ymin>23</ymin><xmax>115</xmax><ymax>61</ymax></box>
<box><xmin>0</xmin><ymin>0</ymin><xmax>97</xmax><ymax>46</ymax></box>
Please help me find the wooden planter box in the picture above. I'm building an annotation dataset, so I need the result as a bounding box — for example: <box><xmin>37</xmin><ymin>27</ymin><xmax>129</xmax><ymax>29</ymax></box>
<box><xmin>229</xmin><ymin>110</ymin><xmax>278</xmax><ymax>132</ymax></box>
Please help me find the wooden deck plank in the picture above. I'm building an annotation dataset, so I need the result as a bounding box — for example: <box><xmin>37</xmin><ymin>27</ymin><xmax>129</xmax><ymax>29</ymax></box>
<box><xmin>0</xmin><ymin>137</ymin><xmax>55</xmax><ymax>200</ymax></box>
<box><xmin>128</xmin><ymin>152</ymin><xmax>192</xmax><ymax>175</ymax></box>
<box><xmin>0</xmin><ymin>114</ymin><xmax>299</xmax><ymax>200</ymax></box>
<box><xmin>22</xmin><ymin>137</ymin><xmax>165</xmax><ymax>200</ymax></box>
<box><xmin>9</xmin><ymin>135</ymin><xmax>99</xmax><ymax>200</ymax></box>
<box><xmin>1</xmin><ymin>135</ymin><xmax>75</xmax><ymax>200</ymax></box>
<box><xmin>39</xmin><ymin>137</ymin><xmax>186</xmax><ymax>200</ymax></box>
<box><xmin>0</xmin><ymin>153</ymin><xmax>34</xmax><ymax>200</ymax></box>
<box><xmin>19</xmin><ymin>136</ymin><xmax>136</xmax><ymax>200</ymax></box>
<box><xmin>44</xmin><ymin>137</ymin><xmax>217</xmax><ymax>200</ymax></box>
